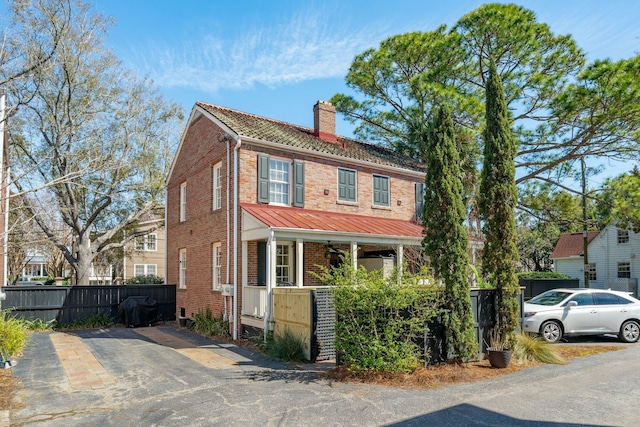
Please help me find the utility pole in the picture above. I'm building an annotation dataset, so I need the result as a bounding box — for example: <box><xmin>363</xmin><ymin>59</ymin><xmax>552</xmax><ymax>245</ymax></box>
<box><xmin>582</xmin><ymin>157</ymin><xmax>590</xmax><ymax>288</ymax></box>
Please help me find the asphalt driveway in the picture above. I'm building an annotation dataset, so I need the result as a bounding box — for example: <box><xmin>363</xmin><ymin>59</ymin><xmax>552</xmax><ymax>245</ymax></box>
<box><xmin>7</xmin><ymin>325</ymin><xmax>640</xmax><ymax>426</ymax></box>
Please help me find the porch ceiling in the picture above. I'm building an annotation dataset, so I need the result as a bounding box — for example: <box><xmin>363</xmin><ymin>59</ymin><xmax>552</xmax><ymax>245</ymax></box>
<box><xmin>241</xmin><ymin>203</ymin><xmax>423</xmax><ymax>245</ymax></box>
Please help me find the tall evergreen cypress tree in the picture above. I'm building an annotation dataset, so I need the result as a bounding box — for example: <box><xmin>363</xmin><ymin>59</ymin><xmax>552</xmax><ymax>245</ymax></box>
<box><xmin>419</xmin><ymin>105</ymin><xmax>477</xmax><ymax>362</ymax></box>
<box><xmin>478</xmin><ymin>58</ymin><xmax>521</xmax><ymax>343</ymax></box>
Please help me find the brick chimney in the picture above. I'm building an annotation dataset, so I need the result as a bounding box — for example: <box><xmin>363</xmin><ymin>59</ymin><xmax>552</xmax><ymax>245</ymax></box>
<box><xmin>313</xmin><ymin>100</ymin><xmax>338</xmax><ymax>144</ymax></box>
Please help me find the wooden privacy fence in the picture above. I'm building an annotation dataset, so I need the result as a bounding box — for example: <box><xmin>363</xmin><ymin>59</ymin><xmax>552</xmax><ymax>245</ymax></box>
<box><xmin>0</xmin><ymin>284</ymin><xmax>176</xmax><ymax>325</ymax></box>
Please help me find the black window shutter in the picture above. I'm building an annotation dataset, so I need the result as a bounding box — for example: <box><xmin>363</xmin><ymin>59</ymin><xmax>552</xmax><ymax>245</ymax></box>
<box><xmin>293</xmin><ymin>160</ymin><xmax>304</xmax><ymax>207</ymax></box>
<box><xmin>257</xmin><ymin>154</ymin><xmax>270</xmax><ymax>203</ymax></box>
<box><xmin>416</xmin><ymin>182</ymin><xmax>425</xmax><ymax>220</ymax></box>
<box><xmin>257</xmin><ymin>241</ymin><xmax>266</xmax><ymax>285</ymax></box>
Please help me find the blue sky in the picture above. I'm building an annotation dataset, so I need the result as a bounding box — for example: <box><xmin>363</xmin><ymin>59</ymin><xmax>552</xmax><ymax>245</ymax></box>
<box><xmin>93</xmin><ymin>0</ymin><xmax>640</xmax><ymax>143</ymax></box>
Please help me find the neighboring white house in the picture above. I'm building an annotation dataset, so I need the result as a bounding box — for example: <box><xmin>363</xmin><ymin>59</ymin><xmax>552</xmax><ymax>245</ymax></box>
<box><xmin>551</xmin><ymin>225</ymin><xmax>639</xmax><ymax>293</ymax></box>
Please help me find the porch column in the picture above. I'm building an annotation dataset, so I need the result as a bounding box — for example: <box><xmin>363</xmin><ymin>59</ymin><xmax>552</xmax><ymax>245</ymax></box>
<box><xmin>396</xmin><ymin>244</ymin><xmax>404</xmax><ymax>278</ymax></box>
<box><xmin>351</xmin><ymin>241</ymin><xmax>358</xmax><ymax>269</ymax></box>
<box><xmin>268</xmin><ymin>236</ymin><xmax>276</xmax><ymax>323</ymax></box>
<box><xmin>296</xmin><ymin>238</ymin><xmax>303</xmax><ymax>287</ymax></box>
<box><xmin>241</xmin><ymin>240</ymin><xmax>248</xmax><ymax>288</ymax></box>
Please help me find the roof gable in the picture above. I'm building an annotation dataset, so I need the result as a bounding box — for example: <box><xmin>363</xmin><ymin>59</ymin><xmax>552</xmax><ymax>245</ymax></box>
<box><xmin>551</xmin><ymin>231</ymin><xmax>600</xmax><ymax>259</ymax></box>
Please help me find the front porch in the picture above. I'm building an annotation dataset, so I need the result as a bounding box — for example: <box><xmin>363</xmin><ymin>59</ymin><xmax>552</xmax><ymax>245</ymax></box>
<box><xmin>239</xmin><ymin>203</ymin><xmax>424</xmax><ymax>332</ymax></box>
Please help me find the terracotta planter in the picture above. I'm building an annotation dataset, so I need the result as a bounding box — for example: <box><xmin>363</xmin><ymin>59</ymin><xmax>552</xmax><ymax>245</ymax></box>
<box><xmin>487</xmin><ymin>349</ymin><xmax>512</xmax><ymax>368</ymax></box>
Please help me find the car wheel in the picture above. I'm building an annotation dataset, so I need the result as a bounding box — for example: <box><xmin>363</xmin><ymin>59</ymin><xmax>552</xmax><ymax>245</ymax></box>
<box><xmin>540</xmin><ymin>320</ymin><xmax>562</xmax><ymax>343</ymax></box>
<box><xmin>619</xmin><ymin>320</ymin><xmax>640</xmax><ymax>343</ymax></box>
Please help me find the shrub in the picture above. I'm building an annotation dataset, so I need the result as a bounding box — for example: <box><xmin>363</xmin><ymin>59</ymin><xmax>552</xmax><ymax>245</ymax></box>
<box><xmin>194</xmin><ymin>307</ymin><xmax>230</xmax><ymax>337</ymax></box>
<box><xmin>0</xmin><ymin>309</ymin><xmax>29</xmax><ymax>361</ymax></box>
<box><xmin>260</xmin><ymin>329</ymin><xmax>306</xmax><ymax>362</ymax></box>
<box><xmin>24</xmin><ymin>318</ymin><xmax>57</xmax><ymax>331</ymax></box>
<box><xmin>517</xmin><ymin>272</ymin><xmax>571</xmax><ymax>279</ymax></box>
<box><xmin>315</xmin><ymin>260</ymin><xmax>444</xmax><ymax>373</ymax></box>
<box><xmin>514</xmin><ymin>333</ymin><xmax>566</xmax><ymax>364</ymax></box>
<box><xmin>125</xmin><ymin>274</ymin><xmax>165</xmax><ymax>285</ymax></box>
<box><xmin>61</xmin><ymin>313</ymin><xmax>114</xmax><ymax>329</ymax></box>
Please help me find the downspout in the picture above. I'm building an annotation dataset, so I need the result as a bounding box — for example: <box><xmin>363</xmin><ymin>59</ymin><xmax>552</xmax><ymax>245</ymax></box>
<box><xmin>226</xmin><ymin>137</ymin><xmax>230</xmax><ymax>285</ymax></box>
<box><xmin>164</xmin><ymin>190</ymin><xmax>168</xmax><ymax>284</ymax></box>
<box><xmin>225</xmin><ymin>137</ymin><xmax>230</xmax><ymax>322</ymax></box>
<box><xmin>233</xmin><ymin>136</ymin><xmax>242</xmax><ymax>340</ymax></box>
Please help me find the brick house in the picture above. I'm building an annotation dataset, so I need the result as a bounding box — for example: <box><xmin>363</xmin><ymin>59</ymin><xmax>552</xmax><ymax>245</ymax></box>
<box><xmin>166</xmin><ymin>100</ymin><xmax>433</xmax><ymax>338</ymax></box>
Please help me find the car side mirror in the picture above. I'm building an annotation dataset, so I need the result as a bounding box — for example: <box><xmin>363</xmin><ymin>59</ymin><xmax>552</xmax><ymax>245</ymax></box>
<box><xmin>566</xmin><ymin>301</ymin><xmax>578</xmax><ymax>308</ymax></box>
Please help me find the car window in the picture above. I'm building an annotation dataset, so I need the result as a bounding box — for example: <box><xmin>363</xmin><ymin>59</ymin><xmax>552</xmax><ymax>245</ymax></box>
<box><xmin>567</xmin><ymin>293</ymin><xmax>594</xmax><ymax>306</ymax></box>
<box><xmin>594</xmin><ymin>292</ymin><xmax>630</xmax><ymax>305</ymax></box>
<box><xmin>529</xmin><ymin>291</ymin><xmax>572</xmax><ymax>306</ymax></box>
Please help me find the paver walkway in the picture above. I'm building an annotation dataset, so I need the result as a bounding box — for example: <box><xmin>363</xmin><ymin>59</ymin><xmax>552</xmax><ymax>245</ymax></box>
<box><xmin>50</xmin><ymin>332</ymin><xmax>116</xmax><ymax>390</ymax></box>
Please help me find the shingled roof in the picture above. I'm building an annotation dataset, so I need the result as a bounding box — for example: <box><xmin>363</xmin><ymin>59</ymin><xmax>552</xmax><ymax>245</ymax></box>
<box><xmin>196</xmin><ymin>101</ymin><xmax>424</xmax><ymax>173</ymax></box>
<box><xmin>550</xmin><ymin>231</ymin><xmax>600</xmax><ymax>259</ymax></box>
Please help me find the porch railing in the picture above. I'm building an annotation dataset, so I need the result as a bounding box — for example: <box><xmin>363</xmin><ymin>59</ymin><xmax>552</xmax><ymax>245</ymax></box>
<box><xmin>242</xmin><ymin>285</ymin><xmax>267</xmax><ymax>318</ymax></box>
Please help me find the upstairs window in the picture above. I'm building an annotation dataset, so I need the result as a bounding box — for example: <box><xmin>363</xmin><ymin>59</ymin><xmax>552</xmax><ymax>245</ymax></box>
<box><xmin>213</xmin><ymin>162</ymin><xmax>222</xmax><ymax>210</ymax></box>
<box><xmin>415</xmin><ymin>182</ymin><xmax>425</xmax><ymax>220</ymax></box>
<box><xmin>180</xmin><ymin>182</ymin><xmax>187</xmax><ymax>222</ymax></box>
<box><xmin>587</xmin><ymin>262</ymin><xmax>596</xmax><ymax>281</ymax></box>
<box><xmin>372</xmin><ymin>174</ymin><xmax>390</xmax><ymax>207</ymax></box>
<box><xmin>257</xmin><ymin>154</ymin><xmax>304</xmax><ymax>207</ymax></box>
<box><xmin>135</xmin><ymin>234</ymin><xmax>157</xmax><ymax>251</ymax></box>
<box><xmin>618</xmin><ymin>229</ymin><xmax>629</xmax><ymax>244</ymax></box>
<box><xmin>338</xmin><ymin>168</ymin><xmax>357</xmax><ymax>202</ymax></box>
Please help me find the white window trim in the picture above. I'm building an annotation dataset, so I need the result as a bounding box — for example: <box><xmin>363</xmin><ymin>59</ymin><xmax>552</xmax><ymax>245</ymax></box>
<box><xmin>180</xmin><ymin>182</ymin><xmax>187</xmax><ymax>222</ymax></box>
<box><xmin>617</xmin><ymin>229</ymin><xmax>630</xmax><ymax>244</ymax></box>
<box><xmin>269</xmin><ymin>157</ymin><xmax>292</xmax><ymax>206</ymax></box>
<box><xmin>179</xmin><ymin>248</ymin><xmax>187</xmax><ymax>289</ymax></box>
<box><xmin>134</xmin><ymin>264</ymin><xmax>157</xmax><ymax>276</ymax></box>
<box><xmin>213</xmin><ymin>242</ymin><xmax>222</xmax><ymax>291</ymax></box>
<box><xmin>275</xmin><ymin>242</ymin><xmax>294</xmax><ymax>285</ymax></box>
<box><xmin>213</xmin><ymin>162</ymin><xmax>222</xmax><ymax>210</ymax></box>
<box><xmin>337</xmin><ymin>167</ymin><xmax>358</xmax><ymax>203</ymax></box>
<box><xmin>135</xmin><ymin>234</ymin><xmax>157</xmax><ymax>252</ymax></box>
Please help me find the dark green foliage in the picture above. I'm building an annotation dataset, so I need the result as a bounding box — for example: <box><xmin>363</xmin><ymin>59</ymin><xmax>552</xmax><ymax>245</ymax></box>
<box><xmin>194</xmin><ymin>308</ymin><xmax>230</xmax><ymax>337</ymax></box>
<box><xmin>478</xmin><ymin>58</ymin><xmax>520</xmax><ymax>346</ymax></box>
<box><xmin>260</xmin><ymin>330</ymin><xmax>306</xmax><ymax>362</ymax></box>
<box><xmin>315</xmin><ymin>260</ymin><xmax>443</xmax><ymax>373</ymax></box>
<box><xmin>125</xmin><ymin>275</ymin><xmax>165</xmax><ymax>285</ymax></box>
<box><xmin>517</xmin><ymin>272</ymin><xmax>570</xmax><ymax>279</ymax></box>
<box><xmin>62</xmin><ymin>313</ymin><xmax>114</xmax><ymax>329</ymax></box>
<box><xmin>416</xmin><ymin>105</ymin><xmax>477</xmax><ymax>362</ymax></box>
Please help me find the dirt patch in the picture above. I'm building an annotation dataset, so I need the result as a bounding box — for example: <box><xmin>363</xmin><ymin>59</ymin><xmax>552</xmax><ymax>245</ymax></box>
<box><xmin>322</xmin><ymin>345</ymin><xmax>624</xmax><ymax>389</ymax></box>
<box><xmin>0</xmin><ymin>368</ymin><xmax>22</xmax><ymax>411</ymax></box>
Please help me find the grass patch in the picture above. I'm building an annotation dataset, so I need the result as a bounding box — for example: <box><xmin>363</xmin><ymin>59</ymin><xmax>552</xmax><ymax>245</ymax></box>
<box><xmin>514</xmin><ymin>333</ymin><xmax>566</xmax><ymax>364</ymax></box>
<box><xmin>193</xmin><ymin>308</ymin><xmax>230</xmax><ymax>338</ymax></box>
<box><xmin>259</xmin><ymin>330</ymin><xmax>306</xmax><ymax>362</ymax></box>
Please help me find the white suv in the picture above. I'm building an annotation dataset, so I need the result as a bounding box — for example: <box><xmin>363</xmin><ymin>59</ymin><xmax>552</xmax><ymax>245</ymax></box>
<box><xmin>523</xmin><ymin>288</ymin><xmax>640</xmax><ymax>343</ymax></box>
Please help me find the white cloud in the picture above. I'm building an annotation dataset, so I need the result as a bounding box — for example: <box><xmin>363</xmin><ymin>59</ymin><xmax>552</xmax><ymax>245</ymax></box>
<box><xmin>132</xmin><ymin>5</ymin><xmax>392</xmax><ymax>94</ymax></box>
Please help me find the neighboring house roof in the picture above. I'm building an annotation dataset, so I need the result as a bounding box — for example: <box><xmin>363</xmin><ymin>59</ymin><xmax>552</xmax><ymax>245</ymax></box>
<box><xmin>551</xmin><ymin>231</ymin><xmax>600</xmax><ymax>259</ymax></box>
<box><xmin>196</xmin><ymin>102</ymin><xmax>424</xmax><ymax>173</ymax></box>
<box><xmin>241</xmin><ymin>203</ymin><xmax>423</xmax><ymax>239</ymax></box>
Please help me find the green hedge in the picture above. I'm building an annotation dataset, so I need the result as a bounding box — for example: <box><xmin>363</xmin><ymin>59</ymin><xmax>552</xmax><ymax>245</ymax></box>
<box><xmin>517</xmin><ymin>272</ymin><xmax>571</xmax><ymax>279</ymax></box>
<box><xmin>315</xmin><ymin>262</ymin><xmax>443</xmax><ymax>373</ymax></box>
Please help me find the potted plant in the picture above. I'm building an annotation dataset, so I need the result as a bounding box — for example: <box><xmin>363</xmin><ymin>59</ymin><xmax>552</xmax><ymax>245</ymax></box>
<box><xmin>486</xmin><ymin>326</ymin><xmax>512</xmax><ymax>368</ymax></box>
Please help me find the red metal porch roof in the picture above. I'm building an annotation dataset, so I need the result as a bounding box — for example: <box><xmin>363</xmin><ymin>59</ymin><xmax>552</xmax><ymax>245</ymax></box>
<box><xmin>241</xmin><ymin>203</ymin><xmax>424</xmax><ymax>238</ymax></box>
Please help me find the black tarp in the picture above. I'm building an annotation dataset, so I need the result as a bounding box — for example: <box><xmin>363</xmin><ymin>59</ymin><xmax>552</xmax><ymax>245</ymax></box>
<box><xmin>119</xmin><ymin>296</ymin><xmax>159</xmax><ymax>327</ymax></box>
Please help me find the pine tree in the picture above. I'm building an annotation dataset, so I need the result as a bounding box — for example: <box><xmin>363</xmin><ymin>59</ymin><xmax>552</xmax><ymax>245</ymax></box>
<box><xmin>478</xmin><ymin>58</ymin><xmax>521</xmax><ymax>343</ymax></box>
<box><xmin>418</xmin><ymin>105</ymin><xmax>477</xmax><ymax>362</ymax></box>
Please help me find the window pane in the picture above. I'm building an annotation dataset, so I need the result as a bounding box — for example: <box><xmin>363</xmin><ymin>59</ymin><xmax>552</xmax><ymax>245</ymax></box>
<box><xmin>269</xmin><ymin>160</ymin><xmax>290</xmax><ymax>204</ymax></box>
<box><xmin>134</xmin><ymin>265</ymin><xmax>145</xmax><ymax>276</ymax></box>
<box><xmin>147</xmin><ymin>265</ymin><xmax>156</xmax><ymax>275</ymax></box>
